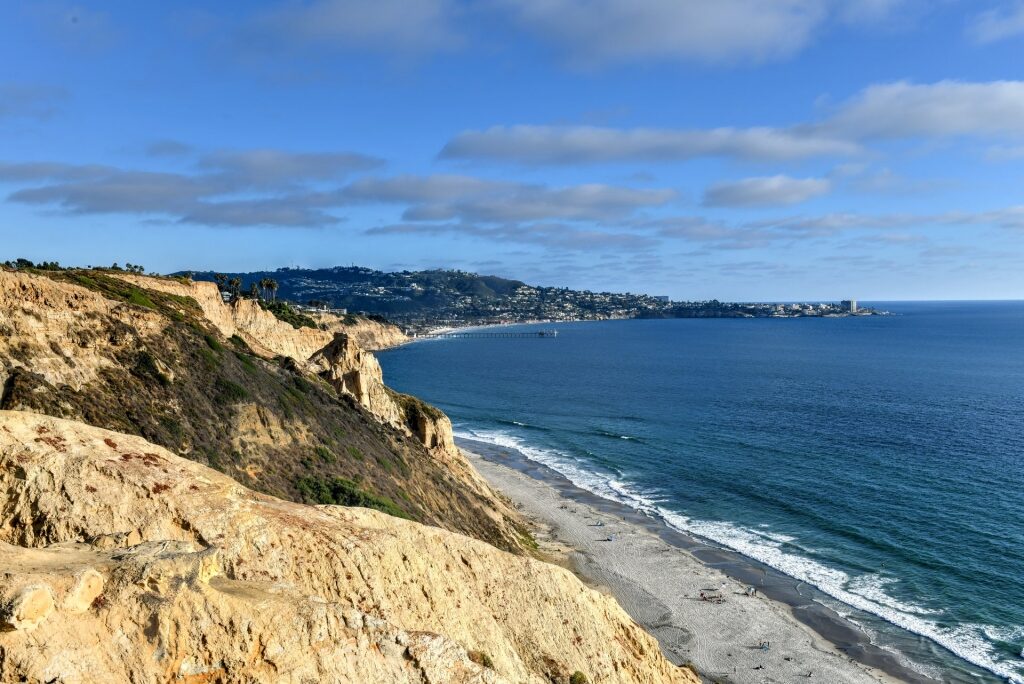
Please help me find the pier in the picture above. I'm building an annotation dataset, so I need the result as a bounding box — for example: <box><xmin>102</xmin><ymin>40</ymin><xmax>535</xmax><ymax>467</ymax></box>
<box><xmin>417</xmin><ymin>329</ymin><xmax>559</xmax><ymax>339</ymax></box>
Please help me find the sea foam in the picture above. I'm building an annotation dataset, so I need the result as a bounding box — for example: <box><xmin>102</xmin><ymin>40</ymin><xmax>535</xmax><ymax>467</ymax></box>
<box><xmin>458</xmin><ymin>427</ymin><xmax>1024</xmax><ymax>684</ymax></box>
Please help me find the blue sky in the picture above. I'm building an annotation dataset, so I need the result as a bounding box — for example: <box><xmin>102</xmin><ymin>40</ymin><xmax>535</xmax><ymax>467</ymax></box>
<box><xmin>2</xmin><ymin>1</ymin><xmax>1024</xmax><ymax>300</ymax></box>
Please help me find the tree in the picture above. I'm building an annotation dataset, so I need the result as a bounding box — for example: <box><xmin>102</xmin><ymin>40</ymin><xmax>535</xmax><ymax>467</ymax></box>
<box><xmin>258</xmin><ymin>277</ymin><xmax>271</xmax><ymax>300</ymax></box>
<box><xmin>227</xmin><ymin>277</ymin><xmax>242</xmax><ymax>300</ymax></box>
<box><xmin>267</xmin><ymin>278</ymin><xmax>279</xmax><ymax>301</ymax></box>
<box><xmin>248</xmin><ymin>283</ymin><xmax>260</xmax><ymax>299</ymax></box>
<box><xmin>213</xmin><ymin>273</ymin><xmax>228</xmax><ymax>292</ymax></box>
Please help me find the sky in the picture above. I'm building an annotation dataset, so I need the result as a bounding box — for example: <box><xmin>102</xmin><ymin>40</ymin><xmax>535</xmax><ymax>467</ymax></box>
<box><xmin>1</xmin><ymin>1</ymin><xmax>1024</xmax><ymax>301</ymax></box>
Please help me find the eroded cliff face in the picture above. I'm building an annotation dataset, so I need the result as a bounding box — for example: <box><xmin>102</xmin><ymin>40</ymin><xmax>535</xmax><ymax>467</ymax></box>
<box><xmin>0</xmin><ymin>268</ymin><xmax>522</xmax><ymax>549</ymax></box>
<box><xmin>109</xmin><ymin>273</ymin><xmax>449</xmax><ymax>455</ymax></box>
<box><xmin>0</xmin><ymin>270</ymin><xmax>166</xmax><ymax>391</ymax></box>
<box><xmin>314</xmin><ymin>312</ymin><xmax>409</xmax><ymax>351</ymax></box>
<box><xmin>0</xmin><ymin>412</ymin><xmax>697</xmax><ymax>684</ymax></box>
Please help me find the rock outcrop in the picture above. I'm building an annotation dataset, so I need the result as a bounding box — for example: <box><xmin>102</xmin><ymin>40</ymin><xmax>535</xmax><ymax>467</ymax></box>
<box><xmin>108</xmin><ymin>273</ymin><xmax>448</xmax><ymax>454</ymax></box>
<box><xmin>0</xmin><ymin>412</ymin><xmax>697</xmax><ymax>684</ymax></box>
<box><xmin>0</xmin><ymin>268</ymin><xmax>523</xmax><ymax>549</ymax></box>
<box><xmin>314</xmin><ymin>312</ymin><xmax>409</xmax><ymax>351</ymax></box>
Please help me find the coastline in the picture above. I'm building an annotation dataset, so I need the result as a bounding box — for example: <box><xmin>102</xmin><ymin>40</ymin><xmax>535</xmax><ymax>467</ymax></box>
<box><xmin>459</xmin><ymin>437</ymin><xmax>939</xmax><ymax>684</ymax></box>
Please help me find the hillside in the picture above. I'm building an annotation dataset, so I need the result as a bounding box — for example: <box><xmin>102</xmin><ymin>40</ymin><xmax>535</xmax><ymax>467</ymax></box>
<box><xmin>184</xmin><ymin>266</ymin><xmax>669</xmax><ymax>329</ymax></box>
<box><xmin>0</xmin><ymin>411</ymin><xmax>699</xmax><ymax>684</ymax></box>
<box><xmin>0</xmin><ymin>266</ymin><xmax>525</xmax><ymax>550</ymax></box>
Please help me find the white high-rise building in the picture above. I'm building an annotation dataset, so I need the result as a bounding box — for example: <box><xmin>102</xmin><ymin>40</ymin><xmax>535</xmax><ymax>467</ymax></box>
<box><xmin>841</xmin><ymin>299</ymin><xmax>858</xmax><ymax>313</ymax></box>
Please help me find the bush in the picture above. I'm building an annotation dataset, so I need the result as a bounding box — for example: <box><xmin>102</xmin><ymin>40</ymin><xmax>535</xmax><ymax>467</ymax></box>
<box><xmin>259</xmin><ymin>300</ymin><xmax>317</xmax><ymax>329</ymax></box>
<box><xmin>294</xmin><ymin>476</ymin><xmax>409</xmax><ymax>519</ymax></box>
<box><xmin>203</xmin><ymin>333</ymin><xmax>224</xmax><ymax>352</ymax></box>
<box><xmin>316</xmin><ymin>445</ymin><xmax>336</xmax><ymax>464</ymax></box>
<box><xmin>346</xmin><ymin>445</ymin><xmax>364</xmax><ymax>461</ymax></box>
<box><xmin>215</xmin><ymin>378</ymin><xmax>249</xmax><ymax>404</ymax></box>
<box><xmin>570</xmin><ymin>673</ymin><xmax>588</xmax><ymax>684</ymax></box>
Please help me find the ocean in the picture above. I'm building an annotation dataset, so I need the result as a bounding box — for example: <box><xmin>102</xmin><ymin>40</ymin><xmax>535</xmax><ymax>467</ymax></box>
<box><xmin>378</xmin><ymin>302</ymin><xmax>1024</xmax><ymax>683</ymax></box>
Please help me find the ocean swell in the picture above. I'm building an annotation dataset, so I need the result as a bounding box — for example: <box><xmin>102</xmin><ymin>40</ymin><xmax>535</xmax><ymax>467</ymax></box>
<box><xmin>458</xmin><ymin>426</ymin><xmax>1024</xmax><ymax>684</ymax></box>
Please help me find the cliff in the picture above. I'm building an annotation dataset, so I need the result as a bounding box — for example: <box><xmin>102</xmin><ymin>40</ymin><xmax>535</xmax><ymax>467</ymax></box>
<box><xmin>108</xmin><ymin>273</ymin><xmax>443</xmax><ymax>452</ymax></box>
<box><xmin>0</xmin><ymin>268</ymin><xmax>518</xmax><ymax>549</ymax></box>
<box><xmin>0</xmin><ymin>412</ymin><xmax>697</xmax><ymax>684</ymax></box>
<box><xmin>313</xmin><ymin>311</ymin><xmax>409</xmax><ymax>351</ymax></box>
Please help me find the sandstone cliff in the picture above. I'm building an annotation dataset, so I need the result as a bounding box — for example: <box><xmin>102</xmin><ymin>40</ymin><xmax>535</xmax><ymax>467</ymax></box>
<box><xmin>0</xmin><ymin>268</ymin><xmax>520</xmax><ymax>549</ymax></box>
<box><xmin>108</xmin><ymin>273</ymin><xmax>448</xmax><ymax>453</ymax></box>
<box><xmin>0</xmin><ymin>412</ymin><xmax>697</xmax><ymax>684</ymax></box>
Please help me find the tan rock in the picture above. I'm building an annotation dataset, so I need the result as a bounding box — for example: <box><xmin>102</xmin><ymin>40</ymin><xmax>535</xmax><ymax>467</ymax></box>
<box><xmin>1</xmin><ymin>584</ymin><xmax>55</xmax><ymax>631</ymax></box>
<box><xmin>0</xmin><ymin>411</ymin><xmax>697</xmax><ymax>684</ymax></box>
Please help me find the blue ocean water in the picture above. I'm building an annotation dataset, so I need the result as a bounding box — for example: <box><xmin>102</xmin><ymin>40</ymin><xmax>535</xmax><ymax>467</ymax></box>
<box><xmin>378</xmin><ymin>302</ymin><xmax>1024</xmax><ymax>683</ymax></box>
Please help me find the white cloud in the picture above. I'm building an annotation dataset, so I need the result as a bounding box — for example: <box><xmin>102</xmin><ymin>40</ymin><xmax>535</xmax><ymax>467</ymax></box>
<box><xmin>442</xmin><ymin>80</ymin><xmax>1024</xmax><ymax>165</ymax></box>
<box><xmin>441</xmin><ymin>125</ymin><xmax>859</xmax><ymax>164</ymax></box>
<box><xmin>818</xmin><ymin>80</ymin><xmax>1024</xmax><ymax>139</ymax></box>
<box><xmin>703</xmin><ymin>175</ymin><xmax>831</xmax><ymax>207</ymax></box>
<box><xmin>250</xmin><ymin>0</ymin><xmax>461</xmax><ymax>55</ymax></box>
<box><xmin>491</xmin><ymin>0</ymin><xmax>829</xmax><ymax>66</ymax></box>
<box><xmin>341</xmin><ymin>174</ymin><xmax>676</xmax><ymax>222</ymax></box>
<box><xmin>968</xmin><ymin>1</ymin><xmax>1024</xmax><ymax>43</ymax></box>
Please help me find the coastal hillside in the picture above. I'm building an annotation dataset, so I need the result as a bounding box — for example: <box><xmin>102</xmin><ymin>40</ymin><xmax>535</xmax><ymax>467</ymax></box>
<box><xmin>0</xmin><ymin>411</ymin><xmax>698</xmax><ymax>683</ymax></box>
<box><xmin>0</xmin><ymin>266</ymin><xmax>525</xmax><ymax>550</ymax></box>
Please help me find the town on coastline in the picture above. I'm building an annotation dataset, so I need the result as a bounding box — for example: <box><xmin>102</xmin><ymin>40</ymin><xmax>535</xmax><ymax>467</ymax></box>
<box><xmin>184</xmin><ymin>266</ymin><xmax>887</xmax><ymax>335</ymax></box>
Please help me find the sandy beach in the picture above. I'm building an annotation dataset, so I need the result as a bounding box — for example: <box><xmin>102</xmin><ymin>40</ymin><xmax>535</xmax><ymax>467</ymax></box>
<box><xmin>463</xmin><ymin>442</ymin><xmax>928</xmax><ymax>684</ymax></box>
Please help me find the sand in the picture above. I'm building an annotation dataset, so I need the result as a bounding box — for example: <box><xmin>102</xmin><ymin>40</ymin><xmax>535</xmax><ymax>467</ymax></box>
<box><xmin>465</xmin><ymin>447</ymin><xmax>918</xmax><ymax>684</ymax></box>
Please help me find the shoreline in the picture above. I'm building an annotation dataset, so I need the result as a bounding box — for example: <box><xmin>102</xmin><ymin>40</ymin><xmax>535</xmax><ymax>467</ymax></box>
<box><xmin>458</xmin><ymin>436</ymin><xmax>947</xmax><ymax>684</ymax></box>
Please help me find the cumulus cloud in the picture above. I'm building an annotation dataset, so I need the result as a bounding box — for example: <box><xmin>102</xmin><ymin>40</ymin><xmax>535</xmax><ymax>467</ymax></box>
<box><xmin>817</xmin><ymin>80</ymin><xmax>1024</xmax><ymax>139</ymax></box>
<box><xmin>968</xmin><ymin>1</ymin><xmax>1024</xmax><ymax>43</ymax></box>
<box><xmin>441</xmin><ymin>125</ymin><xmax>859</xmax><ymax>164</ymax></box>
<box><xmin>0</xmin><ymin>146</ymin><xmax>381</xmax><ymax>227</ymax></box>
<box><xmin>0</xmin><ymin>155</ymin><xmax>673</xmax><ymax>230</ymax></box>
<box><xmin>198</xmin><ymin>149</ymin><xmax>382</xmax><ymax>188</ymax></box>
<box><xmin>442</xmin><ymin>80</ymin><xmax>1024</xmax><ymax>166</ymax></box>
<box><xmin>366</xmin><ymin>221</ymin><xmax>658</xmax><ymax>251</ymax></box>
<box><xmin>341</xmin><ymin>174</ymin><xmax>676</xmax><ymax>222</ymax></box>
<box><xmin>702</xmin><ymin>175</ymin><xmax>831</xmax><ymax>207</ymax></box>
<box><xmin>247</xmin><ymin>0</ymin><xmax>461</xmax><ymax>55</ymax></box>
<box><xmin>490</xmin><ymin>0</ymin><xmax>829</xmax><ymax>66</ymax></box>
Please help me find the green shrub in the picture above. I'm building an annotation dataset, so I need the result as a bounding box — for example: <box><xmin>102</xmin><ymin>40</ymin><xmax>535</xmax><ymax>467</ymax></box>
<box><xmin>135</xmin><ymin>350</ymin><xmax>170</xmax><ymax>387</ymax></box>
<box><xmin>570</xmin><ymin>673</ymin><xmax>588</xmax><ymax>684</ymax></box>
<box><xmin>233</xmin><ymin>350</ymin><xmax>257</xmax><ymax>372</ymax></box>
<box><xmin>346</xmin><ymin>445</ymin><xmax>364</xmax><ymax>461</ymax></box>
<box><xmin>203</xmin><ymin>333</ymin><xmax>224</xmax><ymax>352</ymax></box>
<box><xmin>126</xmin><ymin>289</ymin><xmax>157</xmax><ymax>310</ymax></box>
<box><xmin>294</xmin><ymin>476</ymin><xmax>409</xmax><ymax>519</ymax></box>
<box><xmin>259</xmin><ymin>300</ymin><xmax>317</xmax><ymax>329</ymax></box>
<box><xmin>215</xmin><ymin>378</ymin><xmax>249</xmax><ymax>404</ymax></box>
<box><xmin>316</xmin><ymin>446</ymin><xmax>336</xmax><ymax>464</ymax></box>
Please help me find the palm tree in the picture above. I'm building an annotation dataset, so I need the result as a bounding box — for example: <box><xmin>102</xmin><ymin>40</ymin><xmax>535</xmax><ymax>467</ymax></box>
<box><xmin>267</xmin><ymin>279</ymin><xmax>278</xmax><ymax>301</ymax></box>
<box><xmin>248</xmin><ymin>283</ymin><xmax>259</xmax><ymax>299</ymax></box>
<box><xmin>213</xmin><ymin>273</ymin><xmax>228</xmax><ymax>292</ymax></box>
<box><xmin>228</xmin><ymin>277</ymin><xmax>242</xmax><ymax>301</ymax></box>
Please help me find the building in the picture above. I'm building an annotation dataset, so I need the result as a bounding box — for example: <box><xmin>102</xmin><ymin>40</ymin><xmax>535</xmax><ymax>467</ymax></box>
<box><xmin>652</xmin><ymin>295</ymin><xmax>670</xmax><ymax>303</ymax></box>
<box><xmin>841</xmin><ymin>299</ymin><xmax>858</xmax><ymax>313</ymax></box>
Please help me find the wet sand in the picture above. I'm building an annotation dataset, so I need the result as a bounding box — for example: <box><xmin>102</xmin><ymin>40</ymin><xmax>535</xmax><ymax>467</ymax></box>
<box><xmin>462</xmin><ymin>438</ymin><xmax>935</xmax><ymax>684</ymax></box>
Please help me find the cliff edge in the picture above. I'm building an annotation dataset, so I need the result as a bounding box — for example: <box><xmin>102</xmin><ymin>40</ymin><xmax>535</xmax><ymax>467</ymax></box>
<box><xmin>0</xmin><ymin>268</ymin><xmax>520</xmax><ymax>549</ymax></box>
<box><xmin>0</xmin><ymin>411</ymin><xmax>697</xmax><ymax>684</ymax></box>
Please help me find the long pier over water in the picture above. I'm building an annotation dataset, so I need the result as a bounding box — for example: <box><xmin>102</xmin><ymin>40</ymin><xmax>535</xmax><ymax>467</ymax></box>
<box><xmin>416</xmin><ymin>329</ymin><xmax>559</xmax><ymax>339</ymax></box>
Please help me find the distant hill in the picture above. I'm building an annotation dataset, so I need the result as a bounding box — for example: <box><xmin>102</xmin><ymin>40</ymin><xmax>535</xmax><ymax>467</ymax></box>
<box><xmin>181</xmin><ymin>266</ymin><xmax>669</xmax><ymax>328</ymax></box>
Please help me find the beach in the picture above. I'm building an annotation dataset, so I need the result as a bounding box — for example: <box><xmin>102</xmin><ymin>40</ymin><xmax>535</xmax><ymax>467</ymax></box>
<box><xmin>462</xmin><ymin>439</ymin><xmax>930</xmax><ymax>684</ymax></box>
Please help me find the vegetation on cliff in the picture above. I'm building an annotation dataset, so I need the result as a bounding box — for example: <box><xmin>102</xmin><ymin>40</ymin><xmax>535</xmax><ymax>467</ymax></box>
<box><xmin>0</xmin><ymin>265</ymin><xmax>525</xmax><ymax>550</ymax></box>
